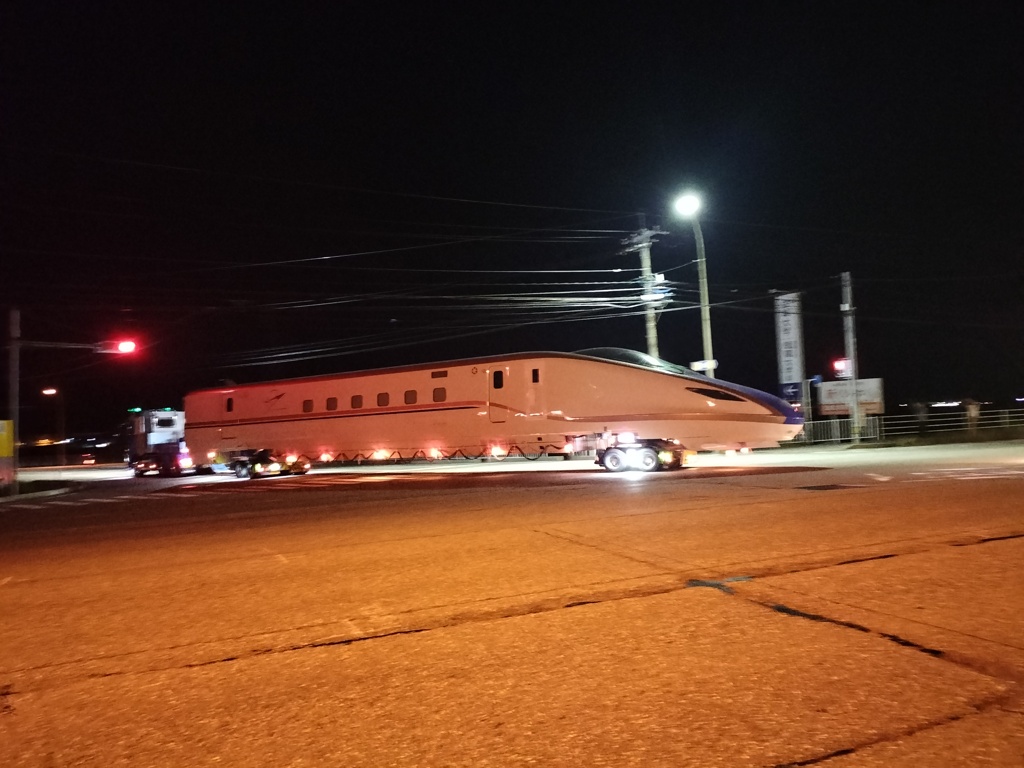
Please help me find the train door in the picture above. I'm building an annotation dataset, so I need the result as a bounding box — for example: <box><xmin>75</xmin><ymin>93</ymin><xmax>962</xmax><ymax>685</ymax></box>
<box><xmin>488</xmin><ymin>366</ymin><xmax>507</xmax><ymax>423</ymax></box>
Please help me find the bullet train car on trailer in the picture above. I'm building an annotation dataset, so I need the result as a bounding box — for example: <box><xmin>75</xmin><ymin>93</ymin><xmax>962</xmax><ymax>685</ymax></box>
<box><xmin>183</xmin><ymin>347</ymin><xmax>804</xmax><ymax>476</ymax></box>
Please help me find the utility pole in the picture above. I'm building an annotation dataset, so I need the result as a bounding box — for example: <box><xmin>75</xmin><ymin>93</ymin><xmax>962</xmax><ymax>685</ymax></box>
<box><xmin>623</xmin><ymin>216</ymin><xmax>665</xmax><ymax>359</ymax></box>
<box><xmin>841</xmin><ymin>272</ymin><xmax>861</xmax><ymax>443</ymax></box>
<box><xmin>7</xmin><ymin>308</ymin><xmax>20</xmax><ymax>495</ymax></box>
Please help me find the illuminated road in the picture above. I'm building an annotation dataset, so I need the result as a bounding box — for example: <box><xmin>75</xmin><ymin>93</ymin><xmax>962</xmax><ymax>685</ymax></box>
<box><xmin>2</xmin><ymin>442</ymin><xmax>1023</xmax><ymax>766</ymax></box>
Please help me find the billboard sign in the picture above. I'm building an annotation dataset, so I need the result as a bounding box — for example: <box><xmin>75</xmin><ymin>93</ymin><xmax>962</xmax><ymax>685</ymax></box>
<box><xmin>818</xmin><ymin>379</ymin><xmax>885</xmax><ymax>416</ymax></box>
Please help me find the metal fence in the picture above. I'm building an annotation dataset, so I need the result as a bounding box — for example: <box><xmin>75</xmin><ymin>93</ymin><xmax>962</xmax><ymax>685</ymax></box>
<box><xmin>798</xmin><ymin>408</ymin><xmax>1024</xmax><ymax>444</ymax></box>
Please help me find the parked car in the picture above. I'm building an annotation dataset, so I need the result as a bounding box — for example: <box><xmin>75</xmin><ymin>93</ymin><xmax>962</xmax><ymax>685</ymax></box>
<box><xmin>133</xmin><ymin>451</ymin><xmax>195</xmax><ymax>478</ymax></box>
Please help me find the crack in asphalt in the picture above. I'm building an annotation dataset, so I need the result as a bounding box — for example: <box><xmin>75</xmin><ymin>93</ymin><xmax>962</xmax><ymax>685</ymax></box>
<box><xmin>0</xmin><ymin>684</ymin><xmax>13</xmax><ymax>715</ymax></box>
<box><xmin>952</xmin><ymin>532</ymin><xmax>1024</xmax><ymax>546</ymax></box>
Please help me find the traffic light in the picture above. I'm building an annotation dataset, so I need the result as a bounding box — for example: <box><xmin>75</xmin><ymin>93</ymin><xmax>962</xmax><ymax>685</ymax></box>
<box><xmin>832</xmin><ymin>358</ymin><xmax>851</xmax><ymax>379</ymax></box>
<box><xmin>96</xmin><ymin>339</ymin><xmax>138</xmax><ymax>354</ymax></box>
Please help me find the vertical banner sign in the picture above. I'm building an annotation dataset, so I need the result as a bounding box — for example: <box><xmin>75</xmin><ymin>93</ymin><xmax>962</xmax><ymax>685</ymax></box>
<box><xmin>775</xmin><ymin>292</ymin><xmax>805</xmax><ymax>400</ymax></box>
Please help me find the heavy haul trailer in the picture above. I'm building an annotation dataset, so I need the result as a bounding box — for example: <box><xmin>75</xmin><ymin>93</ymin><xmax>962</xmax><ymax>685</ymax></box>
<box><xmin>183</xmin><ymin>347</ymin><xmax>803</xmax><ymax>476</ymax></box>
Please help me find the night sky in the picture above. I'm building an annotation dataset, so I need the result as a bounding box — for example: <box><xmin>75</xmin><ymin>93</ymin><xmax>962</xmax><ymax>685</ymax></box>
<box><xmin>3</xmin><ymin>2</ymin><xmax>1022</xmax><ymax>437</ymax></box>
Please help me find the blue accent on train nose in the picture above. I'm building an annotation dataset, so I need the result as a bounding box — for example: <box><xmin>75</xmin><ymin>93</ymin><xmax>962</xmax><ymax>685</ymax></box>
<box><xmin>721</xmin><ymin>381</ymin><xmax>805</xmax><ymax>425</ymax></box>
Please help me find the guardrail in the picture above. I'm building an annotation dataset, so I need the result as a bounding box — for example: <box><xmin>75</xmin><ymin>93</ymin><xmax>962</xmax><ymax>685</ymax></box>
<box><xmin>798</xmin><ymin>408</ymin><xmax>1024</xmax><ymax>444</ymax></box>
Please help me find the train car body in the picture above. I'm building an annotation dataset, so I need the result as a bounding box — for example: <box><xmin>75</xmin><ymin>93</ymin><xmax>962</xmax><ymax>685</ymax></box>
<box><xmin>183</xmin><ymin>348</ymin><xmax>803</xmax><ymax>474</ymax></box>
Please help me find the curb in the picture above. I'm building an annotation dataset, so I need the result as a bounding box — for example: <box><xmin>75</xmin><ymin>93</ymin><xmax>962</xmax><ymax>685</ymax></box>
<box><xmin>0</xmin><ymin>486</ymin><xmax>76</xmax><ymax>505</ymax></box>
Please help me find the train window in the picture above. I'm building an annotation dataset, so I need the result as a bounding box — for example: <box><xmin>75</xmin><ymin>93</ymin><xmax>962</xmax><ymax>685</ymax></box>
<box><xmin>302</xmin><ymin>399</ymin><xmax>314</xmax><ymax>413</ymax></box>
<box><xmin>431</xmin><ymin>370</ymin><xmax>448</xmax><ymax>379</ymax></box>
<box><xmin>377</xmin><ymin>392</ymin><xmax>390</xmax><ymax>407</ymax></box>
<box><xmin>532</xmin><ymin>368</ymin><xmax>540</xmax><ymax>383</ymax></box>
<box><xmin>326</xmin><ymin>397</ymin><xmax>338</xmax><ymax>411</ymax></box>
<box><xmin>687</xmin><ymin>387</ymin><xmax>746</xmax><ymax>402</ymax></box>
<box><xmin>433</xmin><ymin>387</ymin><xmax>446</xmax><ymax>402</ymax></box>
<box><xmin>404</xmin><ymin>389</ymin><xmax>417</xmax><ymax>405</ymax></box>
<box><xmin>492</xmin><ymin>370</ymin><xmax>504</xmax><ymax>389</ymax></box>
<box><xmin>226</xmin><ymin>397</ymin><xmax>234</xmax><ymax>413</ymax></box>
<box><xmin>351</xmin><ymin>395</ymin><xmax>363</xmax><ymax>409</ymax></box>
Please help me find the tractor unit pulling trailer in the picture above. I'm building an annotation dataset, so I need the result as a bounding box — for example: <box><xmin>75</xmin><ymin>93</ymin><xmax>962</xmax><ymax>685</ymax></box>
<box><xmin>182</xmin><ymin>348</ymin><xmax>803</xmax><ymax>477</ymax></box>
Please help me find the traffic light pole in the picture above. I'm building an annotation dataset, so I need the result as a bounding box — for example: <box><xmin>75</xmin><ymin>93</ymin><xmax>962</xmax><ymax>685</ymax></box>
<box><xmin>5</xmin><ymin>306</ymin><xmax>138</xmax><ymax>495</ymax></box>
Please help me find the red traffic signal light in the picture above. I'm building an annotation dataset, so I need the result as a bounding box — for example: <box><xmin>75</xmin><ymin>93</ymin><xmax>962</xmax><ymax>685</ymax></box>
<box><xmin>96</xmin><ymin>339</ymin><xmax>138</xmax><ymax>354</ymax></box>
<box><xmin>832</xmin><ymin>358</ymin><xmax>851</xmax><ymax>378</ymax></box>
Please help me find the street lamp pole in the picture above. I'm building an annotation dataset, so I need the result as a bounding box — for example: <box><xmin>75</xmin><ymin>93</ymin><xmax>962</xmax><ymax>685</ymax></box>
<box><xmin>673</xmin><ymin>193</ymin><xmax>715</xmax><ymax>378</ymax></box>
<box><xmin>692</xmin><ymin>216</ymin><xmax>713</xmax><ymax>378</ymax></box>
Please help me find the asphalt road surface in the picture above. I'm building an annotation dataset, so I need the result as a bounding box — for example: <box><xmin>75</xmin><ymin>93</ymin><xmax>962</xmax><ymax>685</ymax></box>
<box><xmin>2</xmin><ymin>442</ymin><xmax>1023</xmax><ymax>766</ymax></box>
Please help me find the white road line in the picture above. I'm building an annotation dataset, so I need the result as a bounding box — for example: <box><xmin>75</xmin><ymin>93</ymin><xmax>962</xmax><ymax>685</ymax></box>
<box><xmin>0</xmin><ymin>577</ymin><xmax>12</xmax><ymax>587</ymax></box>
<box><xmin>6</xmin><ymin>503</ymin><xmax>44</xmax><ymax>509</ymax></box>
<box><xmin>49</xmin><ymin>500</ymin><xmax>86</xmax><ymax>506</ymax></box>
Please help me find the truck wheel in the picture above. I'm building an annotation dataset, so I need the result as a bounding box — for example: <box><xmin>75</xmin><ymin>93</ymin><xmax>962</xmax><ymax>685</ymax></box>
<box><xmin>601</xmin><ymin>448</ymin><xmax>627</xmax><ymax>472</ymax></box>
<box><xmin>638</xmin><ymin>447</ymin><xmax>659</xmax><ymax>472</ymax></box>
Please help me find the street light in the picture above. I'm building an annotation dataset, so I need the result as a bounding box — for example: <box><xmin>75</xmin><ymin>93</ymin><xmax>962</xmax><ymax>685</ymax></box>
<box><xmin>41</xmin><ymin>387</ymin><xmax>66</xmax><ymax>467</ymax></box>
<box><xmin>672</xmin><ymin>192</ymin><xmax>715</xmax><ymax>378</ymax></box>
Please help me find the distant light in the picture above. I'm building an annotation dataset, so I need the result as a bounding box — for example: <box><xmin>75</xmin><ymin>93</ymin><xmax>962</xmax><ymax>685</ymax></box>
<box><xmin>673</xmin><ymin>193</ymin><xmax>702</xmax><ymax>218</ymax></box>
<box><xmin>319</xmin><ymin>452</ymin><xmax>333</xmax><ymax>463</ymax></box>
<box><xmin>42</xmin><ymin>388</ymin><xmax>58</xmax><ymax>396</ymax></box>
<box><xmin>490</xmin><ymin>445</ymin><xmax>506</xmax><ymax>458</ymax></box>
<box><xmin>99</xmin><ymin>339</ymin><xmax>139</xmax><ymax>354</ymax></box>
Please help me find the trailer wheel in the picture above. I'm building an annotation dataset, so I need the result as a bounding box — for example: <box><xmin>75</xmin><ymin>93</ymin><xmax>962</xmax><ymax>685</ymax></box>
<box><xmin>601</xmin><ymin>448</ymin><xmax>627</xmax><ymax>472</ymax></box>
<box><xmin>638</xmin><ymin>447</ymin><xmax>659</xmax><ymax>472</ymax></box>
